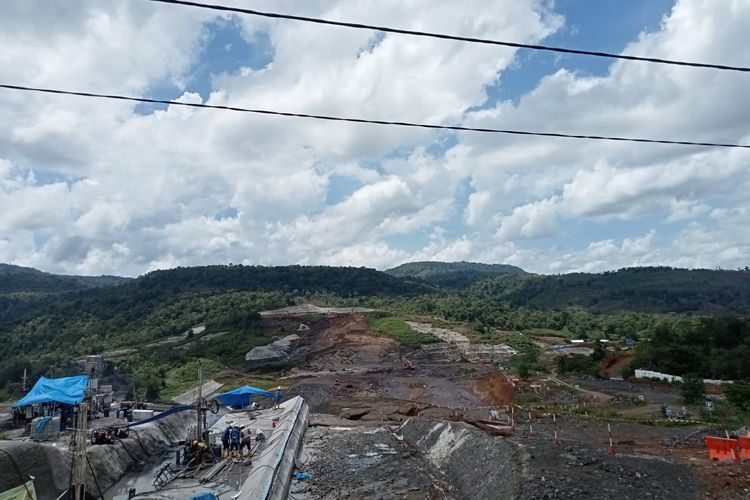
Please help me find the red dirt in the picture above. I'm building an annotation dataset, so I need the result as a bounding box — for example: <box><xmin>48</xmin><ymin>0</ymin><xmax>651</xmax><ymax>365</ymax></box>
<box><xmin>600</xmin><ymin>354</ymin><xmax>634</xmax><ymax>378</ymax></box>
<box><xmin>473</xmin><ymin>371</ymin><xmax>515</xmax><ymax>405</ymax></box>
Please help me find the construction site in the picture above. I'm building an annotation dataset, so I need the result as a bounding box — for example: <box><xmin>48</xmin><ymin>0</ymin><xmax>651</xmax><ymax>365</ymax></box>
<box><xmin>0</xmin><ymin>306</ymin><xmax>748</xmax><ymax>499</ymax></box>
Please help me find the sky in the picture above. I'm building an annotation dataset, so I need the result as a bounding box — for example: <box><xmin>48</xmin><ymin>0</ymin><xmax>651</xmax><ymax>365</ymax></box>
<box><xmin>1</xmin><ymin>0</ymin><xmax>749</xmax><ymax>277</ymax></box>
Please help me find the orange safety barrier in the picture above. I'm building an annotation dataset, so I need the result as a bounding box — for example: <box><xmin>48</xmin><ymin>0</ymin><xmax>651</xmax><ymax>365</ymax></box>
<box><xmin>738</xmin><ymin>436</ymin><xmax>750</xmax><ymax>462</ymax></box>
<box><xmin>705</xmin><ymin>436</ymin><xmax>739</xmax><ymax>462</ymax></box>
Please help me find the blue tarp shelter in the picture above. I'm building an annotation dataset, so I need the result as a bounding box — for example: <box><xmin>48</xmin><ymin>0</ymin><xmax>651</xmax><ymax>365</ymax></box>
<box><xmin>12</xmin><ymin>375</ymin><xmax>89</xmax><ymax>407</ymax></box>
<box><xmin>216</xmin><ymin>385</ymin><xmax>273</xmax><ymax>407</ymax></box>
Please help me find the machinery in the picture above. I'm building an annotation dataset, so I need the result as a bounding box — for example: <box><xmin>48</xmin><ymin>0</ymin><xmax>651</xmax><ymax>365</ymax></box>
<box><xmin>91</xmin><ymin>424</ymin><xmax>129</xmax><ymax>445</ymax></box>
<box><xmin>83</xmin><ymin>355</ymin><xmax>113</xmax><ymax>418</ymax></box>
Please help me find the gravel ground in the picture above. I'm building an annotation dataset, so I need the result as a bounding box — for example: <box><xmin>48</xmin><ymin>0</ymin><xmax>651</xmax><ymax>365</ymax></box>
<box><xmin>293</xmin><ymin>422</ymin><xmax>450</xmax><ymax>499</ymax></box>
<box><xmin>518</xmin><ymin>442</ymin><xmax>697</xmax><ymax>499</ymax></box>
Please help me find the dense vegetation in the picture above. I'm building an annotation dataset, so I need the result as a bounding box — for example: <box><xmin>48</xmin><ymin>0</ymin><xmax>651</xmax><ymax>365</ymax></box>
<box><xmin>1</xmin><ymin>262</ymin><xmax>749</xmax><ymax>399</ymax></box>
<box><xmin>0</xmin><ymin>263</ymin><xmax>130</xmax><ymax>295</ymax></box>
<box><xmin>386</xmin><ymin>264</ymin><xmax>750</xmax><ymax>314</ymax></box>
<box><xmin>470</xmin><ymin>267</ymin><xmax>750</xmax><ymax>314</ymax></box>
<box><xmin>350</xmin><ymin>293</ymin><xmax>673</xmax><ymax>340</ymax></box>
<box><xmin>0</xmin><ymin>265</ymin><xmax>432</xmax><ymax>394</ymax></box>
<box><xmin>629</xmin><ymin>317</ymin><xmax>750</xmax><ymax>380</ymax></box>
<box><xmin>364</xmin><ymin>313</ymin><xmax>440</xmax><ymax>348</ymax></box>
<box><xmin>385</xmin><ymin>261</ymin><xmax>526</xmax><ymax>288</ymax></box>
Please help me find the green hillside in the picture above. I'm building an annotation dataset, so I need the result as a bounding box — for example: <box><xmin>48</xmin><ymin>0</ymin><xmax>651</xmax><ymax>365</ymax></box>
<box><xmin>1</xmin><ymin>263</ymin><xmax>749</xmax><ymax>398</ymax></box>
<box><xmin>0</xmin><ymin>264</ymin><xmax>432</xmax><ymax>387</ymax></box>
<box><xmin>0</xmin><ymin>263</ymin><xmax>131</xmax><ymax>295</ymax></box>
<box><xmin>470</xmin><ymin>267</ymin><xmax>750</xmax><ymax>314</ymax></box>
<box><xmin>385</xmin><ymin>261</ymin><xmax>527</xmax><ymax>288</ymax></box>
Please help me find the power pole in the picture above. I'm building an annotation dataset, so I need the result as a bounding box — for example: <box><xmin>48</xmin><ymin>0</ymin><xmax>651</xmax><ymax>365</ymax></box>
<box><xmin>71</xmin><ymin>402</ymin><xmax>88</xmax><ymax>500</ymax></box>
<box><xmin>22</xmin><ymin>369</ymin><xmax>27</xmax><ymax>392</ymax></box>
<box><xmin>196</xmin><ymin>359</ymin><xmax>203</xmax><ymax>442</ymax></box>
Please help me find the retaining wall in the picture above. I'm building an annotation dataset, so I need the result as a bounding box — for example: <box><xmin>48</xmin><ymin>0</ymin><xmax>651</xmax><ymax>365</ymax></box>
<box><xmin>0</xmin><ymin>409</ymin><xmax>195</xmax><ymax>500</ymax></box>
<box><xmin>238</xmin><ymin>396</ymin><xmax>309</xmax><ymax>500</ymax></box>
<box><xmin>634</xmin><ymin>369</ymin><xmax>734</xmax><ymax>385</ymax></box>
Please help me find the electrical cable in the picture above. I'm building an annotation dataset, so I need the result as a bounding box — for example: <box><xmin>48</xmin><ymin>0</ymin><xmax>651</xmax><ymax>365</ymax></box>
<box><xmin>1</xmin><ymin>83</ymin><xmax>748</xmax><ymax>149</ymax></box>
<box><xmin>147</xmin><ymin>0</ymin><xmax>750</xmax><ymax>73</ymax></box>
<box><xmin>0</xmin><ymin>449</ymin><xmax>34</xmax><ymax>499</ymax></box>
<box><xmin>84</xmin><ymin>455</ymin><xmax>105</xmax><ymax>500</ymax></box>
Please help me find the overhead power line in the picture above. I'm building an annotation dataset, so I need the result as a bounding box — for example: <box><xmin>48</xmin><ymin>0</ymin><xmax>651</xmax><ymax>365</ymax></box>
<box><xmin>148</xmin><ymin>0</ymin><xmax>750</xmax><ymax>73</ymax></box>
<box><xmin>2</xmin><ymin>83</ymin><xmax>748</xmax><ymax>149</ymax></box>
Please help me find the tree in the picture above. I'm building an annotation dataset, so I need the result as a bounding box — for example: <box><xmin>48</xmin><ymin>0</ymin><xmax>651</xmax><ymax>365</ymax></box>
<box><xmin>680</xmin><ymin>376</ymin><xmax>705</xmax><ymax>405</ymax></box>
<box><xmin>724</xmin><ymin>382</ymin><xmax>750</xmax><ymax>412</ymax></box>
<box><xmin>591</xmin><ymin>341</ymin><xmax>606</xmax><ymax>361</ymax></box>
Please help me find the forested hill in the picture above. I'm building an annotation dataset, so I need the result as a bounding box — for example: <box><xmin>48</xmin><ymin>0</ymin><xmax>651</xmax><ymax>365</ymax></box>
<box><xmin>471</xmin><ymin>267</ymin><xmax>750</xmax><ymax>314</ymax></box>
<box><xmin>135</xmin><ymin>265</ymin><xmax>433</xmax><ymax>296</ymax></box>
<box><xmin>0</xmin><ymin>265</ymin><xmax>434</xmax><ymax>384</ymax></box>
<box><xmin>0</xmin><ymin>263</ymin><xmax>131</xmax><ymax>295</ymax></box>
<box><xmin>0</xmin><ymin>264</ymin><xmax>433</xmax><ymax>336</ymax></box>
<box><xmin>385</xmin><ymin>261</ymin><xmax>527</xmax><ymax>288</ymax></box>
<box><xmin>1</xmin><ymin>263</ymin><xmax>750</xmax><ymax>393</ymax></box>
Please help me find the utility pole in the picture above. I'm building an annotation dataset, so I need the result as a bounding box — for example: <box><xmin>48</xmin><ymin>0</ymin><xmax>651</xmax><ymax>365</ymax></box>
<box><xmin>21</xmin><ymin>369</ymin><xmax>27</xmax><ymax>392</ymax></box>
<box><xmin>196</xmin><ymin>359</ymin><xmax>203</xmax><ymax>442</ymax></box>
<box><xmin>71</xmin><ymin>402</ymin><xmax>88</xmax><ymax>500</ymax></box>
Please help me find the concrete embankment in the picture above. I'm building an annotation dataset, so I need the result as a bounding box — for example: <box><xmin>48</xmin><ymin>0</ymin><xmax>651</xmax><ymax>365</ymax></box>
<box><xmin>238</xmin><ymin>396</ymin><xmax>309</xmax><ymax>500</ymax></box>
<box><xmin>400</xmin><ymin>419</ymin><xmax>522</xmax><ymax>499</ymax></box>
<box><xmin>0</xmin><ymin>409</ymin><xmax>195</xmax><ymax>500</ymax></box>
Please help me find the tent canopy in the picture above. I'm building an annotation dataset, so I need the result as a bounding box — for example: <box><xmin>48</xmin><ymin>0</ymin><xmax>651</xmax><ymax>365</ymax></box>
<box><xmin>216</xmin><ymin>385</ymin><xmax>273</xmax><ymax>407</ymax></box>
<box><xmin>13</xmin><ymin>375</ymin><xmax>89</xmax><ymax>407</ymax></box>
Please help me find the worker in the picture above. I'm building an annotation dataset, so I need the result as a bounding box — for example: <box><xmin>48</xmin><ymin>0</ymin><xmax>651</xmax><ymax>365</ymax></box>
<box><xmin>229</xmin><ymin>424</ymin><xmax>241</xmax><ymax>460</ymax></box>
<box><xmin>239</xmin><ymin>425</ymin><xmax>252</xmax><ymax>460</ymax></box>
<box><xmin>221</xmin><ymin>422</ymin><xmax>233</xmax><ymax>457</ymax></box>
<box><xmin>190</xmin><ymin>439</ymin><xmax>210</xmax><ymax>469</ymax></box>
<box><xmin>273</xmin><ymin>386</ymin><xmax>283</xmax><ymax>410</ymax></box>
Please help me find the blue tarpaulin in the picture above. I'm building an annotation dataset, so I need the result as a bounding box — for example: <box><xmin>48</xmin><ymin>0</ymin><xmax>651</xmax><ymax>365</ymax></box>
<box><xmin>216</xmin><ymin>385</ymin><xmax>273</xmax><ymax>407</ymax></box>
<box><xmin>190</xmin><ymin>493</ymin><xmax>216</xmax><ymax>500</ymax></box>
<box><xmin>13</xmin><ymin>375</ymin><xmax>89</xmax><ymax>407</ymax></box>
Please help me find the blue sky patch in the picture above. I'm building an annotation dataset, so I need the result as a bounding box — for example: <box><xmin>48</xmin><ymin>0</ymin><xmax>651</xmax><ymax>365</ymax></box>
<box><xmin>485</xmin><ymin>0</ymin><xmax>674</xmax><ymax>105</ymax></box>
<box><xmin>214</xmin><ymin>206</ymin><xmax>238</xmax><ymax>220</ymax></box>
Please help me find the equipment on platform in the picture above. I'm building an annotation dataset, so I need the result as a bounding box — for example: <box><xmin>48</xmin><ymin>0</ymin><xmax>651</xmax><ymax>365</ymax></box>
<box><xmin>83</xmin><ymin>355</ymin><xmax>113</xmax><ymax>418</ymax></box>
<box><xmin>91</xmin><ymin>424</ymin><xmax>129</xmax><ymax>445</ymax></box>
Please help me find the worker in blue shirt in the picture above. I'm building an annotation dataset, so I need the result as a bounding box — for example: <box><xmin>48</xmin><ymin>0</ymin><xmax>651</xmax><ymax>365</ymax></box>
<box><xmin>273</xmin><ymin>386</ymin><xmax>283</xmax><ymax>409</ymax></box>
<box><xmin>221</xmin><ymin>422</ymin><xmax>233</xmax><ymax>457</ymax></box>
<box><xmin>229</xmin><ymin>424</ymin><xmax>241</xmax><ymax>460</ymax></box>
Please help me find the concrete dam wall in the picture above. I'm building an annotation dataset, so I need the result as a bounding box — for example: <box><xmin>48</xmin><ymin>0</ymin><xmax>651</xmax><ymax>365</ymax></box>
<box><xmin>0</xmin><ymin>409</ymin><xmax>195</xmax><ymax>499</ymax></box>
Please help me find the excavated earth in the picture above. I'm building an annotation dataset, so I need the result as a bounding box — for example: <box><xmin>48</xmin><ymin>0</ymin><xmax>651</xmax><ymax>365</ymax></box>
<box><xmin>295</xmin><ymin>416</ymin><xmax>706</xmax><ymax>500</ymax></box>
<box><xmin>274</xmin><ymin>312</ymin><xmax>750</xmax><ymax>500</ymax></box>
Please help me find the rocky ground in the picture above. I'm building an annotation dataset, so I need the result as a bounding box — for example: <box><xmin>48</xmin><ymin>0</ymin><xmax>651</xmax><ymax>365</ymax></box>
<box><xmin>291</xmin><ymin>417</ymin><xmax>449</xmax><ymax>499</ymax></box>
<box><xmin>275</xmin><ymin>311</ymin><xmax>750</xmax><ymax>499</ymax></box>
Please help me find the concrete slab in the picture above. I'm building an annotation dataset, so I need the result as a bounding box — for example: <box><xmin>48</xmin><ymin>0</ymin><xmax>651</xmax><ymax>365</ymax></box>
<box><xmin>237</xmin><ymin>396</ymin><xmax>309</xmax><ymax>500</ymax></box>
<box><xmin>245</xmin><ymin>335</ymin><xmax>300</xmax><ymax>363</ymax></box>
<box><xmin>173</xmin><ymin>379</ymin><xmax>224</xmax><ymax>405</ymax></box>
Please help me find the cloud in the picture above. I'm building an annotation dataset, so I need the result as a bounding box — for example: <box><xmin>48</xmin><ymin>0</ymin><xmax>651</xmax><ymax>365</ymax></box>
<box><xmin>0</xmin><ymin>0</ymin><xmax>749</xmax><ymax>276</ymax></box>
